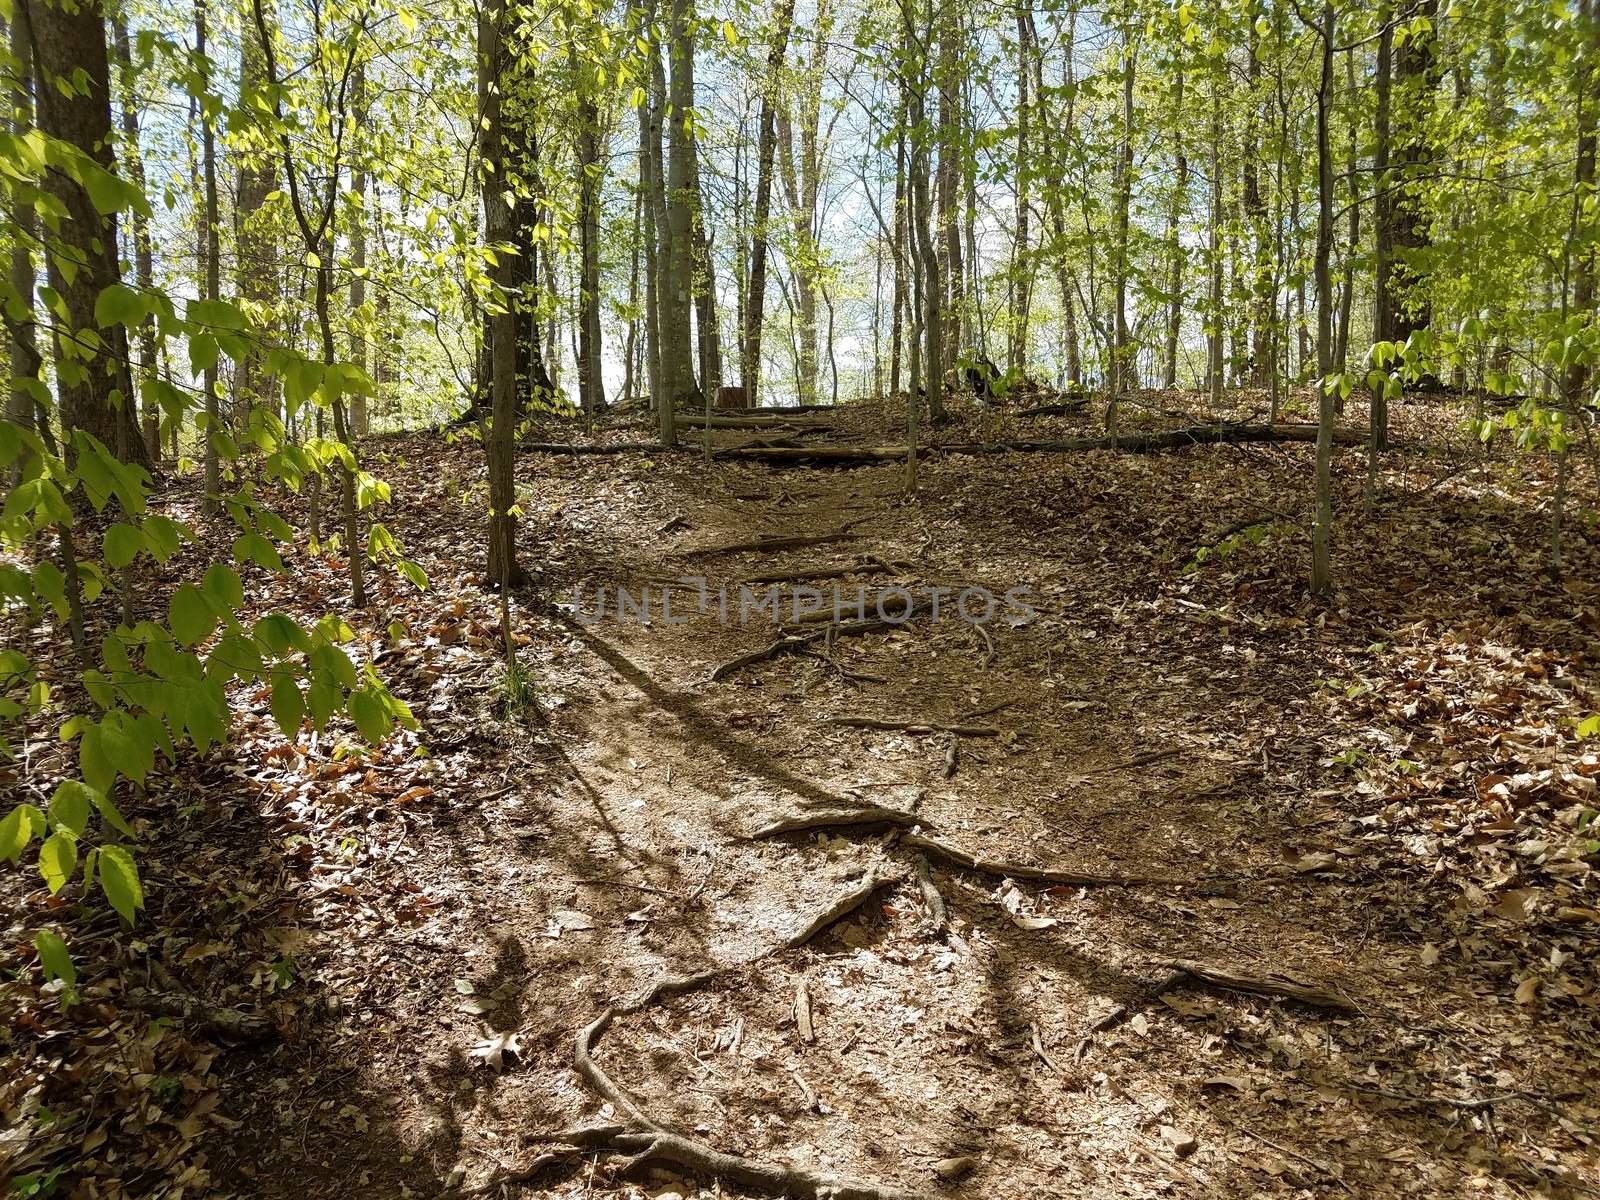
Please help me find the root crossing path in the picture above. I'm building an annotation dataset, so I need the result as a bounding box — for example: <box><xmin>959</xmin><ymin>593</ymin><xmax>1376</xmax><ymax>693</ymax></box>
<box><xmin>204</xmin><ymin>417</ymin><xmax>1594</xmax><ymax>1200</ymax></box>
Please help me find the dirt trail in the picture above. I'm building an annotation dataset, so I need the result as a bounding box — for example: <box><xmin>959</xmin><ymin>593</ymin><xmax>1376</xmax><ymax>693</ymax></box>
<box><xmin>9</xmin><ymin>399</ymin><xmax>1594</xmax><ymax>1200</ymax></box>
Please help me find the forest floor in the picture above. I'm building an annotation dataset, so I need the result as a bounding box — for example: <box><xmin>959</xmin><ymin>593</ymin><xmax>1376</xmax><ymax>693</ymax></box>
<box><xmin>4</xmin><ymin>389</ymin><xmax>1599</xmax><ymax>1200</ymax></box>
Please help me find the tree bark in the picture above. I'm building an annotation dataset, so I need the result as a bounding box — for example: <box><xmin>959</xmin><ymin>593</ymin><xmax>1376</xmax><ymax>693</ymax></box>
<box><xmin>198</xmin><ymin>0</ymin><xmax>221</xmax><ymax>508</ymax></box>
<box><xmin>1108</xmin><ymin>24</ymin><xmax>1135</xmax><ymax>439</ymax></box>
<box><xmin>569</xmin><ymin>43</ymin><xmax>606</xmax><ymax>414</ymax></box>
<box><xmin>660</xmin><ymin>0</ymin><xmax>698</xmax><ymax>423</ymax></box>
<box><xmin>1311</xmin><ymin>2</ymin><xmax>1336</xmax><ymax>595</ymax></box>
<box><xmin>230</xmin><ymin>0</ymin><xmax>277</xmax><ymax>433</ymax></box>
<box><xmin>479</xmin><ymin>0</ymin><xmax>525</xmax><ymax>588</ymax></box>
<box><xmin>741</xmin><ymin>0</ymin><xmax>795</xmax><ymax>405</ymax></box>
<box><xmin>22</xmin><ymin>0</ymin><xmax>145</xmax><ymax>466</ymax></box>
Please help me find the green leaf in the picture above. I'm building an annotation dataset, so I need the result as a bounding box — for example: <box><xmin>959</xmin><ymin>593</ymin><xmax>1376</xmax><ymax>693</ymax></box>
<box><xmin>79</xmin><ymin>724</ymin><xmax>115</xmax><ymax>793</ymax></box>
<box><xmin>34</xmin><ymin>930</ymin><xmax>75</xmax><ymax>988</ymax></box>
<box><xmin>396</xmin><ymin>560</ymin><xmax>429</xmax><ymax>590</ymax></box>
<box><xmin>47</xmin><ymin>781</ymin><xmax>94</xmax><ymax>837</ymax></box>
<box><xmin>349</xmin><ymin>688</ymin><xmax>392</xmax><ymax>743</ymax></box>
<box><xmin>103</xmin><ymin>522</ymin><xmax>145</xmax><ymax>569</ymax></box>
<box><xmin>93</xmin><ymin>282</ymin><xmax>145</xmax><ymax>328</ymax></box>
<box><xmin>169</xmin><ymin>582</ymin><xmax>216</xmax><ymax>647</ymax></box>
<box><xmin>0</xmin><ymin>802</ymin><xmax>42</xmax><ymax>862</ymax></box>
<box><xmin>38</xmin><ymin>832</ymin><xmax>77</xmax><ymax>894</ymax></box>
<box><xmin>202</xmin><ymin>563</ymin><xmax>244</xmax><ymax>612</ymax></box>
<box><xmin>92</xmin><ymin>788</ymin><xmax>135</xmax><ymax>839</ymax></box>
<box><xmin>270</xmin><ymin>670</ymin><xmax>305</xmax><ymax>738</ymax></box>
<box><xmin>232</xmin><ymin>532</ymin><xmax>284</xmax><ymax>571</ymax></box>
<box><xmin>98</xmin><ymin>845</ymin><xmax>143</xmax><ymax>923</ymax></box>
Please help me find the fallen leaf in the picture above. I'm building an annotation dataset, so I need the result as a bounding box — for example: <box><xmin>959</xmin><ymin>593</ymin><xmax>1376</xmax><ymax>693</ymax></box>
<box><xmin>470</xmin><ymin>1031</ymin><xmax>523</xmax><ymax>1071</ymax></box>
<box><xmin>1011</xmin><ymin>914</ymin><xmax>1058</xmax><ymax>930</ymax></box>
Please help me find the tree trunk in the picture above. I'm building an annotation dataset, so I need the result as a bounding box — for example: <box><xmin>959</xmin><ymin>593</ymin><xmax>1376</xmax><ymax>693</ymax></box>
<box><xmin>1244</xmin><ymin>23</ymin><xmax>1272</xmax><ymax>384</ymax></box>
<box><xmin>22</xmin><ymin>0</ymin><xmax>145</xmax><ymax>466</ymax></box>
<box><xmin>890</xmin><ymin>89</ymin><xmax>907</xmax><ymax>396</ymax></box>
<box><xmin>230</xmin><ymin>0</ymin><xmax>277</xmax><ymax>433</ymax></box>
<box><xmin>1385</xmin><ymin>0</ymin><xmax>1438</xmax><ymax>351</ymax></box>
<box><xmin>1334</xmin><ymin>51</ymin><xmax>1360</xmax><ymax>373</ymax></box>
<box><xmin>1371</xmin><ymin>7</ymin><xmax>1393</xmax><ymax>446</ymax></box>
<box><xmin>639</xmin><ymin>33</ymin><xmax>664</xmax><ymax>416</ymax></box>
<box><xmin>742</xmin><ymin>0</ymin><xmax>795</xmax><ymax>405</ymax></box>
<box><xmin>570</xmin><ymin>43</ymin><xmax>606</xmax><ymax>414</ymax></box>
<box><xmin>660</xmin><ymin>0</ymin><xmax>698</xmax><ymax>424</ymax></box>
<box><xmin>198</xmin><ymin>0</ymin><xmax>221</xmax><ymax>507</ymax></box>
<box><xmin>1007</xmin><ymin>0</ymin><xmax>1034</xmax><ymax>375</ymax></box>
<box><xmin>935</xmin><ymin>0</ymin><xmax>960</xmax><ymax>372</ymax></box>
<box><xmin>479</xmin><ymin>0</ymin><xmax>525</xmax><ymax>588</ymax></box>
<box><xmin>1163</xmin><ymin>66</ymin><xmax>1186</xmax><ymax>390</ymax></box>
<box><xmin>1311</xmin><ymin>2</ymin><xmax>1336</xmax><ymax>595</ymax></box>
<box><xmin>349</xmin><ymin>64</ymin><xmax>369</xmax><ymax>437</ymax></box>
<box><xmin>6</xmin><ymin>10</ymin><xmax>43</xmax><ymax>470</ymax></box>
<box><xmin>1107</xmin><ymin>25</ymin><xmax>1135</xmax><ymax>439</ymax></box>
<box><xmin>1207</xmin><ymin>67</ymin><xmax>1225</xmax><ymax>407</ymax></box>
<box><xmin>111</xmin><ymin>16</ymin><xmax>159</xmax><ymax>460</ymax></box>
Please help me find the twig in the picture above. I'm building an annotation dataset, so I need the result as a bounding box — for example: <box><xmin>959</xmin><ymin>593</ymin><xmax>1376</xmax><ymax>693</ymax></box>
<box><xmin>1216</xmin><ymin>1118</ymin><xmax>1351</xmax><ymax>1192</ymax></box>
<box><xmin>973</xmin><ymin>621</ymin><xmax>995</xmax><ymax>668</ymax></box>
<box><xmin>1030</xmin><ymin>1021</ymin><xmax>1056</xmax><ymax>1072</ymax></box>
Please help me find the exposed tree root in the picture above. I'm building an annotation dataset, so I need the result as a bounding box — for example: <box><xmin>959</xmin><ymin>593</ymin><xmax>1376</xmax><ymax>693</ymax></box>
<box><xmin>899</xmin><ymin>832</ymin><xmax>1174</xmax><ymax>888</ymax></box>
<box><xmin>750</xmin><ymin>805</ymin><xmax>924</xmax><ymax>839</ymax></box>
<box><xmin>741</xmin><ymin>556</ymin><xmax>910</xmax><ymax>585</ymax></box>
<box><xmin>568</xmin><ymin>865</ymin><xmax>928</xmax><ymax>1200</ymax></box>
<box><xmin>709</xmin><ymin>634</ymin><xmax>816</xmax><ymax>681</ymax></box>
<box><xmin>915</xmin><ymin>855</ymin><xmax>946</xmax><ymax>937</ymax></box>
<box><xmin>687</xmin><ymin>526</ymin><xmax>859</xmax><ymax>557</ymax></box>
<box><xmin>1167</xmin><ymin>957</ymin><xmax>1359</xmax><ymax>1012</ymax></box>
<box><xmin>824</xmin><ymin>715</ymin><xmax>1001</xmax><ymax>736</ymax></box>
<box><xmin>709</xmin><ymin>601</ymin><xmax>928</xmax><ymax>681</ymax></box>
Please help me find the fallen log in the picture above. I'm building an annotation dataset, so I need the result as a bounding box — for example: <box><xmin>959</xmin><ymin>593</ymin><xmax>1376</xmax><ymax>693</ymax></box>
<box><xmin>712</xmin><ymin>424</ymin><xmax>1371</xmax><ymax>465</ymax></box>
<box><xmin>1015</xmin><ymin>400</ymin><xmax>1090</xmax><ymax>418</ymax></box>
<box><xmin>942</xmin><ymin>423</ymin><xmax>1366</xmax><ymax>454</ymax></box>
<box><xmin>676</xmin><ymin>413</ymin><xmax>832</xmax><ymax>430</ymax></box>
